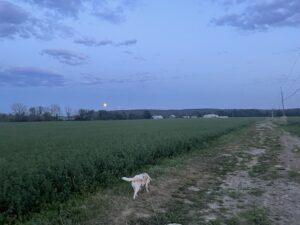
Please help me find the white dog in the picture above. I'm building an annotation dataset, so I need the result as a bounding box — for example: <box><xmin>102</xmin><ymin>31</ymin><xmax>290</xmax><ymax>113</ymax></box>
<box><xmin>122</xmin><ymin>173</ymin><xmax>152</xmax><ymax>199</ymax></box>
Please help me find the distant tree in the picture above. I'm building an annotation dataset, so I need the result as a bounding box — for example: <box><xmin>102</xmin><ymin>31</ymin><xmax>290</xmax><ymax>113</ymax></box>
<box><xmin>43</xmin><ymin>112</ymin><xmax>52</xmax><ymax>121</ymax></box>
<box><xmin>36</xmin><ymin>106</ymin><xmax>45</xmax><ymax>117</ymax></box>
<box><xmin>0</xmin><ymin>113</ymin><xmax>9</xmax><ymax>122</ymax></box>
<box><xmin>11</xmin><ymin>103</ymin><xmax>27</xmax><ymax>115</ymax></box>
<box><xmin>50</xmin><ymin>104</ymin><xmax>61</xmax><ymax>119</ymax></box>
<box><xmin>65</xmin><ymin>107</ymin><xmax>72</xmax><ymax>120</ymax></box>
<box><xmin>76</xmin><ymin>109</ymin><xmax>96</xmax><ymax>120</ymax></box>
<box><xmin>128</xmin><ymin>113</ymin><xmax>138</xmax><ymax>120</ymax></box>
<box><xmin>77</xmin><ymin>109</ymin><xmax>86</xmax><ymax>120</ymax></box>
<box><xmin>11</xmin><ymin>103</ymin><xmax>27</xmax><ymax>121</ymax></box>
<box><xmin>29</xmin><ymin>107</ymin><xmax>36</xmax><ymax>115</ymax></box>
<box><xmin>28</xmin><ymin>107</ymin><xmax>37</xmax><ymax>121</ymax></box>
<box><xmin>114</xmin><ymin>112</ymin><xmax>127</xmax><ymax>120</ymax></box>
<box><xmin>143</xmin><ymin>110</ymin><xmax>152</xmax><ymax>119</ymax></box>
<box><xmin>98</xmin><ymin>110</ymin><xmax>110</xmax><ymax>120</ymax></box>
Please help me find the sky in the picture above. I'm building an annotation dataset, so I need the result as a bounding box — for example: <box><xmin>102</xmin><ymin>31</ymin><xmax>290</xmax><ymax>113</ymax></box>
<box><xmin>1</xmin><ymin>0</ymin><xmax>300</xmax><ymax>113</ymax></box>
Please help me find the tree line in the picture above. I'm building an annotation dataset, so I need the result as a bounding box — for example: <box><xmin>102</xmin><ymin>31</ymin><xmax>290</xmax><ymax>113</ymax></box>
<box><xmin>1</xmin><ymin>103</ymin><xmax>300</xmax><ymax>122</ymax></box>
<box><xmin>0</xmin><ymin>103</ymin><xmax>152</xmax><ymax>122</ymax></box>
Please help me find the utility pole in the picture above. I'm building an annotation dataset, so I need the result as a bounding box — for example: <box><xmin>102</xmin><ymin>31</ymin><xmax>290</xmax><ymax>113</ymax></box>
<box><xmin>280</xmin><ymin>87</ymin><xmax>286</xmax><ymax>117</ymax></box>
<box><xmin>271</xmin><ymin>109</ymin><xmax>274</xmax><ymax>118</ymax></box>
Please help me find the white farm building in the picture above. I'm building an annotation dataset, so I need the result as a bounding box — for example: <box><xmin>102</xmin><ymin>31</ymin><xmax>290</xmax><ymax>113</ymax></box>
<box><xmin>203</xmin><ymin>114</ymin><xmax>219</xmax><ymax>118</ymax></box>
<box><xmin>152</xmin><ymin>115</ymin><xmax>164</xmax><ymax>119</ymax></box>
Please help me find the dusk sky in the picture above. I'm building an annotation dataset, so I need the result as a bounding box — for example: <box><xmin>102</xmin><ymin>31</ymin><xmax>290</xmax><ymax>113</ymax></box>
<box><xmin>1</xmin><ymin>0</ymin><xmax>300</xmax><ymax>112</ymax></box>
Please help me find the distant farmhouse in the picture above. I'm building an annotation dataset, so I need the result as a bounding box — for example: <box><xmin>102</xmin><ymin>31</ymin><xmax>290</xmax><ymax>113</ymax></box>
<box><xmin>183</xmin><ymin>115</ymin><xmax>190</xmax><ymax>119</ymax></box>
<box><xmin>203</xmin><ymin>114</ymin><xmax>228</xmax><ymax>119</ymax></box>
<box><xmin>152</xmin><ymin>115</ymin><xmax>164</xmax><ymax>119</ymax></box>
<box><xmin>203</xmin><ymin>114</ymin><xmax>219</xmax><ymax>118</ymax></box>
<box><xmin>169</xmin><ymin>115</ymin><xmax>176</xmax><ymax>119</ymax></box>
<box><xmin>191</xmin><ymin>116</ymin><xmax>198</xmax><ymax>119</ymax></box>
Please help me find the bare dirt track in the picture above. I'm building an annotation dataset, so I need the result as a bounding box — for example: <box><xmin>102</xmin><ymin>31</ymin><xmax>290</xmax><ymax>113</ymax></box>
<box><xmin>90</xmin><ymin>120</ymin><xmax>300</xmax><ymax>225</ymax></box>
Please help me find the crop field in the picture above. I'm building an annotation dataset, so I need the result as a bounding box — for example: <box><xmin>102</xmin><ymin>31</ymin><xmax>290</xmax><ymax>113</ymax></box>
<box><xmin>280</xmin><ymin>117</ymin><xmax>300</xmax><ymax>135</ymax></box>
<box><xmin>0</xmin><ymin>118</ymin><xmax>257</xmax><ymax>223</ymax></box>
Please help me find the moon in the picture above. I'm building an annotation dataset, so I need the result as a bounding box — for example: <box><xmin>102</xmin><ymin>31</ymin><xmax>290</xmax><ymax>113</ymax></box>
<box><xmin>102</xmin><ymin>102</ymin><xmax>108</xmax><ymax>108</ymax></box>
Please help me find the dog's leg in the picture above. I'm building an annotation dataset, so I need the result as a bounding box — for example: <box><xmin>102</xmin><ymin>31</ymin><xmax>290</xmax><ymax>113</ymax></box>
<box><xmin>133</xmin><ymin>183</ymin><xmax>141</xmax><ymax>200</ymax></box>
<box><xmin>145</xmin><ymin>180</ymin><xmax>150</xmax><ymax>192</ymax></box>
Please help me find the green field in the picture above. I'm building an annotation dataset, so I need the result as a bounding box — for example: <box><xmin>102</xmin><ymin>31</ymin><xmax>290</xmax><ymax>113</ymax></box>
<box><xmin>280</xmin><ymin>117</ymin><xmax>300</xmax><ymax>135</ymax></box>
<box><xmin>0</xmin><ymin>118</ymin><xmax>257</xmax><ymax>223</ymax></box>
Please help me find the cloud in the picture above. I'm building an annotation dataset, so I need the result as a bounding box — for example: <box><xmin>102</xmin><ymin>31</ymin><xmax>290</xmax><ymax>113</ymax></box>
<box><xmin>0</xmin><ymin>0</ymin><xmax>28</xmax><ymax>24</ymax></box>
<box><xmin>94</xmin><ymin>7</ymin><xmax>125</xmax><ymax>24</ymax></box>
<box><xmin>81</xmin><ymin>72</ymin><xmax>154</xmax><ymax>85</ymax></box>
<box><xmin>0</xmin><ymin>0</ymin><xmax>140</xmax><ymax>39</ymax></box>
<box><xmin>212</xmin><ymin>0</ymin><xmax>300</xmax><ymax>31</ymax></box>
<box><xmin>211</xmin><ymin>0</ymin><xmax>248</xmax><ymax>6</ymax></box>
<box><xmin>0</xmin><ymin>0</ymin><xmax>139</xmax><ymax>39</ymax></box>
<box><xmin>92</xmin><ymin>0</ymin><xmax>140</xmax><ymax>24</ymax></box>
<box><xmin>74</xmin><ymin>37</ymin><xmax>113</xmax><ymax>47</ymax></box>
<box><xmin>133</xmin><ymin>56</ymin><xmax>147</xmax><ymax>61</ymax></box>
<box><xmin>0</xmin><ymin>0</ymin><xmax>73</xmax><ymax>39</ymax></box>
<box><xmin>124</xmin><ymin>50</ymin><xmax>133</xmax><ymax>55</ymax></box>
<box><xmin>41</xmin><ymin>49</ymin><xmax>89</xmax><ymax>65</ymax></box>
<box><xmin>75</xmin><ymin>37</ymin><xmax>138</xmax><ymax>48</ymax></box>
<box><xmin>115</xmin><ymin>39</ymin><xmax>137</xmax><ymax>47</ymax></box>
<box><xmin>24</xmin><ymin>0</ymin><xmax>85</xmax><ymax>18</ymax></box>
<box><xmin>30</xmin><ymin>19</ymin><xmax>74</xmax><ymax>39</ymax></box>
<box><xmin>0</xmin><ymin>66</ymin><xmax>66</xmax><ymax>87</ymax></box>
<box><xmin>123</xmin><ymin>51</ymin><xmax>147</xmax><ymax>61</ymax></box>
<box><xmin>24</xmin><ymin>0</ymin><xmax>139</xmax><ymax>23</ymax></box>
<box><xmin>0</xmin><ymin>0</ymin><xmax>29</xmax><ymax>38</ymax></box>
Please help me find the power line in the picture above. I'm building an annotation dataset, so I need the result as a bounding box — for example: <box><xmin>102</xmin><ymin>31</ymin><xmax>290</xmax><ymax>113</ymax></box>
<box><xmin>281</xmin><ymin>87</ymin><xmax>286</xmax><ymax>116</ymax></box>
<box><xmin>287</xmin><ymin>71</ymin><xmax>300</xmax><ymax>91</ymax></box>
<box><xmin>284</xmin><ymin>86</ymin><xmax>300</xmax><ymax>101</ymax></box>
<box><xmin>283</xmin><ymin>52</ymin><xmax>300</xmax><ymax>88</ymax></box>
<box><xmin>281</xmin><ymin>52</ymin><xmax>300</xmax><ymax>103</ymax></box>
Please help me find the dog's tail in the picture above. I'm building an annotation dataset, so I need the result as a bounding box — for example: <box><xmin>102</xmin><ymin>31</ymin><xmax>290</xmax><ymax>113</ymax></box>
<box><xmin>122</xmin><ymin>177</ymin><xmax>133</xmax><ymax>182</ymax></box>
